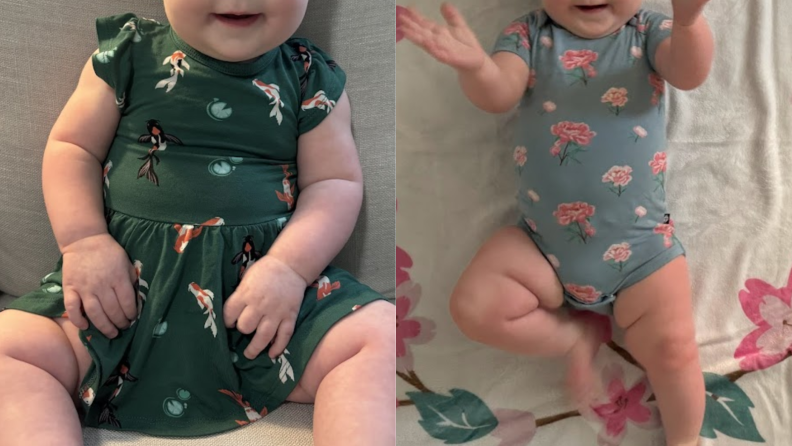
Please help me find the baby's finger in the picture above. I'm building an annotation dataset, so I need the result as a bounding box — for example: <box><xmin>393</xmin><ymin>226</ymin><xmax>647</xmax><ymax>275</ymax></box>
<box><xmin>440</xmin><ymin>2</ymin><xmax>468</xmax><ymax>29</ymax></box>
<box><xmin>64</xmin><ymin>288</ymin><xmax>89</xmax><ymax>330</ymax></box>
<box><xmin>115</xmin><ymin>281</ymin><xmax>138</xmax><ymax>321</ymax></box>
<box><xmin>405</xmin><ymin>6</ymin><xmax>434</xmax><ymax>29</ymax></box>
<box><xmin>268</xmin><ymin>320</ymin><xmax>294</xmax><ymax>359</ymax></box>
<box><xmin>223</xmin><ymin>292</ymin><xmax>246</xmax><ymax>328</ymax></box>
<box><xmin>235</xmin><ymin>306</ymin><xmax>261</xmax><ymax>335</ymax></box>
<box><xmin>99</xmin><ymin>291</ymin><xmax>130</xmax><ymax>329</ymax></box>
<box><xmin>83</xmin><ymin>295</ymin><xmax>119</xmax><ymax>338</ymax></box>
<box><xmin>245</xmin><ymin>319</ymin><xmax>279</xmax><ymax>360</ymax></box>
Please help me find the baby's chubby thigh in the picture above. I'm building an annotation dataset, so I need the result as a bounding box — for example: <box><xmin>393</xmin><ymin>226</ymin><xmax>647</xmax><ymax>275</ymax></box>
<box><xmin>449</xmin><ymin>226</ymin><xmax>565</xmax><ymax>344</ymax></box>
<box><xmin>0</xmin><ymin>310</ymin><xmax>90</xmax><ymax>402</ymax></box>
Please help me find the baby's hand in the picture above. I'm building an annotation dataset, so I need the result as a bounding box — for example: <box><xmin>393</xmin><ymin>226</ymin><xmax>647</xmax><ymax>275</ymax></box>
<box><xmin>223</xmin><ymin>256</ymin><xmax>307</xmax><ymax>360</ymax></box>
<box><xmin>671</xmin><ymin>0</ymin><xmax>711</xmax><ymax>26</ymax></box>
<box><xmin>400</xmin><ymin>3</ymin><xmax>487</xmax><ymax>73</ymax></box>
<box><xmin>62</xmin><ymin>233</ymin><xmax>138</xmax><ymax>338</ymax></box>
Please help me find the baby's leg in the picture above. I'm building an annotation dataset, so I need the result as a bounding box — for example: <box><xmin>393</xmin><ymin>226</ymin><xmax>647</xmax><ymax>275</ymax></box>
<box><xmin>0</xmin><ymin>310</ymin><xmax>91</xmax><ymax>446</ymax></box>
<box><xmin>286</xmin><ymin>301</ymin><xmax>395</xmax><ymax>446</ymax></box>
<box><xmin>614</xmin><ymin>256</ymin><xmax>704</xmax><ymax>446</ymax></box>
<box><xmin>449</xmin><ymin>226</ymin><xmax>604</xmax><ymax>398</ymax></box>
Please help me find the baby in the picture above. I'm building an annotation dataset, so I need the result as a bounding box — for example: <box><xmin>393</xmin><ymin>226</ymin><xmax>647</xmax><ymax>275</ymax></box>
<box><xmin>401</xmin><ymin>1</ymin><xmax>712</xmax><ymax>445</ymax></box>
<box><xmin>0</xmin><ymin>1</ymin><xmax>394</xmax><ymax>445</ymax></box>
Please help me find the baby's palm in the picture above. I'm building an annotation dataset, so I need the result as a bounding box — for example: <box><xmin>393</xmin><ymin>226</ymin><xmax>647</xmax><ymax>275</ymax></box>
<box><xmin>400</xmin><ymin>4</ymin><xmax>486</xmax><ymax>72</ymax></box>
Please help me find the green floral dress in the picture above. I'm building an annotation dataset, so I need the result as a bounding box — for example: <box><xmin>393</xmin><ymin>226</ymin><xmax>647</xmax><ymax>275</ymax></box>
<box><xmin>4</xmin><ymin>13</ymin><xmax>385</xmax><ymax>437</ymax></box>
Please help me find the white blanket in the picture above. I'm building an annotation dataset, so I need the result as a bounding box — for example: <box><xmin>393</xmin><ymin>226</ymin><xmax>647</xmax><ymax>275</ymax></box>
<box><xmin>396</xmin><ymin>0</ymin><xmax>792</xmax><ymax>444</ymax></box>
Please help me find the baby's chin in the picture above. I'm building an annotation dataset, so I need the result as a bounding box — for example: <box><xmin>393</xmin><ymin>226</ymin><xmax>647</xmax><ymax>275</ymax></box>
<box><xmin>563</xmin><ymin>19</ymin><xmax>624</xmax><ymax>39</ymax></box>
<box><xmin>204</xmin><ymin>44</ymin><xmax>274</xmax><ymax>63</ymax></box>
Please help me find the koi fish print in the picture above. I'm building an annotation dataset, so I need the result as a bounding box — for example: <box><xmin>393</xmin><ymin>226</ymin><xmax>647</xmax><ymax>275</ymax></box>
<box><xmin>231</xmin><ymin>235</ymin><xmax>263</xmax><ymax>285</ymax></box>
<box><xmin>311</xmin><ymin>275</ymin><xmax>341</xmax><ymax>300</ymax></box>
<box><xmin>301</xmin><ymin>90</ymin><xmax>336</xmax><ymax>114</ymax></box>
<box><xmin>290</xmin><ymin>44</ymin><xmax>312</xmax><ymax>95</ymax></box>
<box><xmin>120</xmin><ymin>18</ymin><xmax>143</xmax><ymax>42</ymax></box>
<box><xmin>218</xmin><ymin>389</ymin><xmax>267</xmax><ymax>426</ymax></box>
<box><xmin>252</xmin><ymin>79</ymin><xmax>285</xmax><ymax>125</ymax></box>
<box><xmin>102</xmin><ymin>160</ymin><xmax>113</xmax><ymax>196</ymax></box>
<box><xmin>98</xmin><ymin>362</ymin><xmax>138</xmax><ymax>429</ymax></box>
<box><xmin>275</xmin><ymin>165</ymin><xmax>296</xmax><ymax>210</ymax></box>
<box><xmin>173</xmin><ymin>217</ymin><xmax>225</xmax><ymax>253</ymax></box>
<box><xmin>137</xmin><ymin>119</ymin><xmax>183</xmax><ymax>186</ymax></box>
<box><xmin>155</xmin><ymin>51</ymin><xmax>190</xmax><ymax>92</ymax></box>
<box><xmin>271</xmin><ymin>349</ymin><xmax>295</xmax><ymax>384</ymax></box>
<box><xmin>187</xmin><ymin>283</ymin><xmax>218</xmax><ymax>337</ymax></box>
<box><xmin>81</xmin><ymin>386</ymin><xmax>96</xmax><ymax>406</ymax></box>
<box><xmin>130</xmin><ymin>260</ymin><xmax>149</xmax><ymax>325</ymax></box>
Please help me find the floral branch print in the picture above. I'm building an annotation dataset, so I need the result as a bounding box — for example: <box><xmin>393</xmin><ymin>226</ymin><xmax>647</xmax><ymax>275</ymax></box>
<box><xmin>601</xmin><ymin>88</ymin><xmax>628</xmax><ymax>115</ymax></box>
<box><xmin>540</xmin><ymin>101</ymin><xmax>556</xmax><ymax>115</ymax></box>
<box><xmin>653</xmin><ymin>222</ymin><xmax>676</xmax><ymax>248</ymax></box>
<box><xmin>549</xmin><ymin>121</ymin><xmax>597</xmax><ymax>166</ymax></box>
<box><xmin>634</xmin><ymin>206</ymin><xmax>647</xmax><ymax>223</ymax></box>
<box><xmin>602</xmin><ymin>165</ymin><xmax>632</xmax><ymax>197</ymax></box>
<box><xmin>554</xmin><ymin>201</ymin><xmax>596</xmax><ymax>243</ymax></box>
<box><xmin>566</xmin><ymin>284</ymin><xmax>602</xmax><ymax>304</ymax></box>
<box><xmin>560</xmin><ymin>49</ymin><xmax>599</xmax><ymax>86</ymax></box>
<box><xmin>630</xmin><ymin>46</ymin><xmax>643</xmax><ymax>65</ymax></box>
<box><xmin>603</xmin><ymin>243</ymin><xmax>632</xmax><ymax>272</ymax></box>
<box><xmin>526</xmin><ymin>189</ymin><xmax>540</xmax><ymax>206</ymax></box>
<box><xmin>649</xmin><ymin>152</ymin><xmax>667</xmax><ymax>191</ymax></box>
<box><xmin>503</xmin><ymin>21</ymin><xmax>530</xmax><ymax>51</ymax></box>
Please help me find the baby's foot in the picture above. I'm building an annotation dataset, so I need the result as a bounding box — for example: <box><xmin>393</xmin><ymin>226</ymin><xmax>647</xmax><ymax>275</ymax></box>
<box><xmin>564</xmin><ymin>313</ymin><xmax>610</xmax><ymax>405</ymax></box>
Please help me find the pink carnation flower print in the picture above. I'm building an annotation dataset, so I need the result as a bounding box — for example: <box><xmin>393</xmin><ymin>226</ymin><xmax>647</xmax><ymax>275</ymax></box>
<box><xmin>566</xmin><ymin>284</ymin><xmax>602</xmax><ymax>304</ymax></box>
<box><xmin>734</xmin><ymin>268</ymin><xmax>792</xmax><ymax>371</ymax></box>
<box><xmin>513</xmin><ymin>146</ymin><xmax>527</xmax><ymax>167</ymax></box>
<box><xmin>648</xmin><ymin>73</ymin><xmax>666</xmax><ymax>106</ymax></box>
<box><xmin>549</xmin><ymin>121</ymin><xmax>597</xmax><ymax>166</ymax></box>
<box><xmin>526</xmin><ymin>189</ymin><xmax>540</xmax><ymax>203</ymax></box>
<box><xmin>601</xmin><ymin>88</ymin><xmax>628</xmax><ymax>115</ymax></box>
<box><xmin>632</xmin><ymin>126</ymin><xmax>647</xmax><ymax>142</ymax></box>
<box><xmin>524</xmin><ymin>218</ymin><xmax>538</xmax><ymax>233</ymax></box>
<box><xmin>630</xmin><ymin>46</ymin><xmax>642</xmax><ymax>60</ymax></box>
<box><xmin>396</xmin><ymin>280</ymin><xmax>436</xmax><ymax>372</ymax></box>
<box><xmin>528</xmin><ymin>68</ymin><xmax>537</xmax><ymax>89</ymax></box>
<box><xmin>540</xmin><ymin>36</ymin><xmax>553</xmax><ymax>48</ymax></box>
<box><xmin>660</xmin><ymin>19</ymin><xmax>673</xmax><ymax>30</ymax></box>
<box><xmin>554</xmin><ymin>201</ymin><xmax>596</xmax><ymax>243</ymax></box>
<box><xmin>560</xmin><ymin>49</ymin><xmax>598</xmax><ymax>85</ymax></box>
<box><xmin>634</xmin><ymin>206</ymin><xmax>647</xmax><ymax>222</ymax></box>
<box><xmin>649</xmin><ymin>152</ymin><xmax>667</xmax><ymax>191</ymax></box>
<box><xmin>603</xmin><ymin>243</ymin><xmax>632</xmax><ymax>272</ymax></box>
<box><xmin>547</xmin><ymin>254</ymin><xmax>561</xmax><ymax>268</ymax></box>
<box><xmin>653</xmin><ymin>223</ymin><xmax>675</xmax><ymax>248</ymax></box>
<box><xmin>542</xmin><ymin>101</ymin><xmax>557</xmax><ymax>114</ymax></box>
<box><xmin>503</xmin><ymin>21</ymin><xmax>530</xmax><ymax>50</ymax></box>
<box><xmin>602</xmin><ymin>165</ymin><xmax>632</xmax><ymax>196</ymax></box>
<box><xmin>582</xmin><ymin>364</ymin><xmax>660</xmax><ymax>446</ymax></box>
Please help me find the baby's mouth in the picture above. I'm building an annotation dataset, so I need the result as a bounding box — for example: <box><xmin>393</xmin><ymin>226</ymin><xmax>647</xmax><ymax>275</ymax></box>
<box><xmin>575</xmin><ymin>4</ymin><xmax>609</xmax><ymax>14</ymax></box>
<box><xmin>213</xmin><ymin>13</ymin><xmax>262</xmax><ymax>27</ymax></box>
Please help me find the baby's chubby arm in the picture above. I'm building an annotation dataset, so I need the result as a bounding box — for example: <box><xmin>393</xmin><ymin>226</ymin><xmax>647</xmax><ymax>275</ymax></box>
<box><xmin>42</xmin><ymin>54</ymin><xmax>138</xmax><ymax>337</ymax></box>
<box><xmin>400</xmin><ymin>3</ymin><xmax>529</xmax><ymax>113</ymax></box>
<box><xmin>654</xmin><ymin>0</ymin><xmax>714</xmax><ymax>90</ymax></box>
<box><xmin>266</xmin><ymin>92</ymin><xmax>362</xmax><ymax>286</ymax></box>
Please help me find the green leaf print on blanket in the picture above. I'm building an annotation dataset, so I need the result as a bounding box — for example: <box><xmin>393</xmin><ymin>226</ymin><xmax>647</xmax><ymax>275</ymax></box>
<box><xmin>700</xmin><ymin>372</ymin><xmax>764</xmax><ymax>442</ymax></box>
<box><xmin>407</xmin><ymin>388</ymin><xmax>498</xmax><ymax>444</ymax></box>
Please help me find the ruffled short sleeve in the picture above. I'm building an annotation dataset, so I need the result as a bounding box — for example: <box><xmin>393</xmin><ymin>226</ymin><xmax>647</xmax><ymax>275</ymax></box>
<box><xmin>639</xmin><ymin>10</ymin><xmax>674</xmax><ymax>71</ymax></box>
<box><xmin>290</xmin><ymin>39</ymin><xmax>347</xmax><ymax>135</ymax></box>
<box><xmin>92</xmin><ymin>13</ymin><xmax>146</xmax><ymax>108</ymax></box>
<box><xmin>491</xmin><ymin>12</ymin><xmax>540</xmax><ymax>68</ymax></box>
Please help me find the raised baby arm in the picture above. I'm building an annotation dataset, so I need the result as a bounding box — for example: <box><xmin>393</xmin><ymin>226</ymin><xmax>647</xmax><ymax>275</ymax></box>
<box><xmin>654</xmin><ymin>1</ymin><xmax>714</xmax><ymax>91</ymax></box>
<box><xmin>401</xmin><ymin>4</ymin><xmax>529</xmax><ymax>113</ymax></box>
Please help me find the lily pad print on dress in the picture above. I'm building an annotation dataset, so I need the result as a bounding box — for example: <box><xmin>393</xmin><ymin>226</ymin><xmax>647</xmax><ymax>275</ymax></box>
<box><xmin>208</xmin><ymin>156</ymin><xmax>244</xmax><ymax>177</ymax></box>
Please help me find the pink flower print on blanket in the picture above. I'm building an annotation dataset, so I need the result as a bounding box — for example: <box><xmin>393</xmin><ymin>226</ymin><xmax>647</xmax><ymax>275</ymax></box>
<box><xmin>602</xmin><ymin>165</ymin><xmax>632</xmax><ymax>196</ymax></box>
<box><xmin>582</xmin><ymin>364</ymin><xmax>660</xmax><ymax>446</ymax></box>
<box><xmin>554</xmin><ymin>201</ymin><xmax>596</xmax><ymax>243</ymax></box>
<box><xmin>602</xmin><ymin>88</ymin><xmax>628</xmax><ymax>115</ymax></box>
<box><xmin>513</xmin><ymin>146</ymin><xmax>527</xmax><ymax>169</ymax></box>
<box><xmin>603</xmin><ymin>243</ymin><xmax>632</xmax><ymax>272</ymax></box>
<box><xmin>549</xmin><ymin>121</ymin><xmax>597</xmax><ymax>166</ymax></box>
<box><xmin>396</xmin><ymin>280</ymin><xmax>436</xmax><ymax>372</ymax></box>
<box><xmin>560</xmin><ymin>49</ymin><xmax>598</xmax><ymax>85</ymax></box>
<box><xmin>503</xmin><ymin>22</ymin><xmax>530</xmax><ymax>50</ymax></box>
<box><xmin>566</xmin><ymin>284</ymin><xmax>602</xmax><ymax>304</ymax></box>
<box><xmin>734</xmin><ymin>267</ymin><xmax>792</xmax><ymax>371</ymax></box>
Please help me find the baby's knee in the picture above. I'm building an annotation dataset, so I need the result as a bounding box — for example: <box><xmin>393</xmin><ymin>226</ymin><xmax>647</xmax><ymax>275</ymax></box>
<box><xmin>631</xmin><ymin>327</ymin><xmax>699</xmax><ymax>373</ymax></box>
